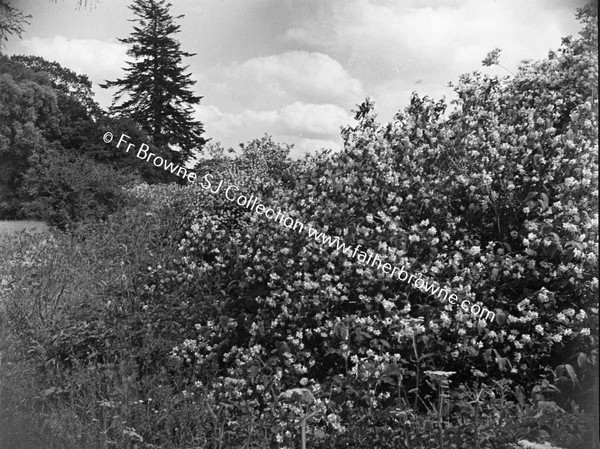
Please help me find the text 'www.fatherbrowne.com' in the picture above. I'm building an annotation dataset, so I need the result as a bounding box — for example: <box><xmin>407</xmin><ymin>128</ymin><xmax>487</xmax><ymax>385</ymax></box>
<box><xmin>104</xmin><ymin>132</ymin><xmax>496</xmax><ymax>324</ymax></box>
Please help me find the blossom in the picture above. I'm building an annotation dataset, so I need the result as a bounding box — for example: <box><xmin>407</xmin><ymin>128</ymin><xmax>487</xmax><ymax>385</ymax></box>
<box><xmin>469</xmin><ymin>246</ymin><xmax>481</xmax><ymax>255</ymax></box>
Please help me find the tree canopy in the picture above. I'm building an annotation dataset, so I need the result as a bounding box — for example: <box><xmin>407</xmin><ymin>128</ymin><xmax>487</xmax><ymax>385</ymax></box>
<box><xmin>101</xmin><ymin>0</ymin><xmax>206</xmax><ymax>166</ymax></box>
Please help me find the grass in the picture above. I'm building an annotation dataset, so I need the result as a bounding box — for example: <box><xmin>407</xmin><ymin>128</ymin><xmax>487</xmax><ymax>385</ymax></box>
<box><xmin>0</xmin><ymin>220</ymin><xmax>49</xmax><ymax>236</ymax></box>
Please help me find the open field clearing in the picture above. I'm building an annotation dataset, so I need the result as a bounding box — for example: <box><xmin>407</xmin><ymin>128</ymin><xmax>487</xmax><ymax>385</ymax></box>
<box><xmin>0</xmin><ymin>221</ymin><xmax>49</xmax><ymax>237</ymax></box>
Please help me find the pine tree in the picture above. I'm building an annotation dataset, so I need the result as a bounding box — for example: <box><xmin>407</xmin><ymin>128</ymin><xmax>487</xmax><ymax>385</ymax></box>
<box><xmin>101</xmin><ymin>0</ymin><xmax>205</xmax><ymax>165</ymax></box>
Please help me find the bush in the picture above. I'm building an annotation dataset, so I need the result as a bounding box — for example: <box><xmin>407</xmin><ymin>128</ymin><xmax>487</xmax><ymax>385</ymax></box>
<box><xmin>18</xmin><ymin>145</ymin><xmax>140</xmax><ymax>229</ymax></box>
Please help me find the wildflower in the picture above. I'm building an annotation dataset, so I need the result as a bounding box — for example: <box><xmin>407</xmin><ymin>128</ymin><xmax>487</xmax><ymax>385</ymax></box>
<box><xmin>469</xmin><ymin>246</ymin><xmax>481</xmax><ymax>255</ymax></box>
<box><xmin>381</xmin><ymin>299</ymin><xmax>394</xmax><ymax>311</ymax></box>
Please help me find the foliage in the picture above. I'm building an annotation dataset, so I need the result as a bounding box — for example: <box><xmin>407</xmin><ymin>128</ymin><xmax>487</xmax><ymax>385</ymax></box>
<box><xmin>11</xmin><ymin>54</ymin><xmax>102</xmax><ymax>117</ymax></box>
<box><xmin>18</xmin><ymin>145</ymin><xmax>139</xmax><ymax>229</ymax></box>
<box><xmin>101</xmin><ymin>0</ymin><xmax>206</xmax><ymax>166</ymax></box>
<box><xmin>0</xmin><ymin>54</ymin><xmax>60</xmax><ymax>217</ymax></box>
<box><xmin>0</xmin><ymin>54</ymin><xmax>177</xmax><ymax>222</ymax></box>
<box><xmin>0</xmin><ymin>0</ymin><xmax>30</xmax><ymax>51</ymax></box>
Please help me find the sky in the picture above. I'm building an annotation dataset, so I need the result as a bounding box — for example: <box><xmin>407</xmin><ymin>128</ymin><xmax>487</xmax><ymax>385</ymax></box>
<box><xmin>5</xmin><ymin>0</ymin><xmax>589</xmax><ymax>158</ymax></box>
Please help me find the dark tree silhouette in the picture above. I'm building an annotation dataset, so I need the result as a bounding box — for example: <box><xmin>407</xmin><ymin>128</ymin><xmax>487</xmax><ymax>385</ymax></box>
<box><xmin>101</xmin><ymin>0</ymin><xmax>205</xmax><ymax>165</ymax></box>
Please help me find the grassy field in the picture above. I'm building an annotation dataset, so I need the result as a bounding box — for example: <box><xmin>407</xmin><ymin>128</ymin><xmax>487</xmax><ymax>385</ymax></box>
<box><xmin>0</xmin><ymin>220</ymin><xmax>49</xmax><ymax>236</ymax></box>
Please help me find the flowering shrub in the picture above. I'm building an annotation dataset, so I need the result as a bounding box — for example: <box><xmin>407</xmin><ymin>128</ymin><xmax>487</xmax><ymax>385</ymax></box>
<box><xmin>141</xmin><ymin>7</ymin><xmax>599</xmax><ymax>446</ymax></box>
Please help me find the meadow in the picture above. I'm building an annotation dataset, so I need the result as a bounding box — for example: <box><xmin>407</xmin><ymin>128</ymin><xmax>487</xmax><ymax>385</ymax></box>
<box><xmin>0</xmin><ymin>220</ymin><xmax>49</xmax><ymax>236</ymax></box>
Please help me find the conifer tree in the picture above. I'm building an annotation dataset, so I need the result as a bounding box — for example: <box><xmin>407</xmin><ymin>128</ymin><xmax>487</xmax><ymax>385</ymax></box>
<box><xmin>101</xmin><ymin>0</ymin><xmax>205</xmax><ymax>165</ymax></box>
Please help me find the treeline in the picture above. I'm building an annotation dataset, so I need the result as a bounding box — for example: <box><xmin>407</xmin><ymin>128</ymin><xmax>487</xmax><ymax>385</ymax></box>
<box><xmin>0</xmin><ymin>54</ymin><xmax>169</xmax><ymax>226</ymax></box>
<box><xmin>0</xmin><ymin>0</ymin><xmax>205</xmax><ymax>229</ymax></box>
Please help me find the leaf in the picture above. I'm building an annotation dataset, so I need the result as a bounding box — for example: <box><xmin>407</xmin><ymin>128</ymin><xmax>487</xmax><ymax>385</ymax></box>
<box><xmin>564</xmin><ymin>363</ymin><xmax>578</xmax><ymax>386</ymax></box>
<box><xmin>565</xmin><ymin>246</ymin><xmax>575</xmax><ymax>261</ymax></box>
<box><xmin>515</xmin><ymin>385</ymin><xmax>525</xmax><ymax>404</ymax></box>
<box><xmin>525</xmin><ymin>191</ymin><xmax>539</xmax><ymax>202</ymax></box>
<box><xmin>498</xmin><ymin>357</ymin><xmax>507</xmax><ymax>371</ymax></box>
<box><xmin>466</xmin><ymin>346</ymin><xmax>479</xmax><ymax>356</ymax></box>
<box><xmin>554</xmin><ymin>364</ymin><xmax>565</xmax><ymax>378</ymax></box>
<box><xmin>279</xmin><ymin>388</ymin><xmax>315</xmax><ymax>404</ymax></box>
<box><xmin>577</xmin><ymin>353</ymin><xmax>588</xmax><ymax>369</ymax></box>
<box><xmin>495</xmin><ymin>309</ymin><xmax>507</xmax><ymax>326</ymax></box>
<box><xmin>540</xmin><ymin>223</ymin><xmax>553</xmax><ymax>236</ymax></box>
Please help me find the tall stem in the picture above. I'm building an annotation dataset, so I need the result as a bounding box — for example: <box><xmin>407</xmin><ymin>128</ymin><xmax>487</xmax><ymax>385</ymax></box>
<box><xmin>412</xmin><ymin>334</ymin><xmax>420</xmax><ymax>411</ymax></box>
<box><xmin>438</xmin><ymin>384</ymin><xmax>444</xmax><ymax>449</ymax></box>
<box><xmin>301</xmin><ymin>415</ymin><xmax>307</xmax><ymax>449</ymax></box>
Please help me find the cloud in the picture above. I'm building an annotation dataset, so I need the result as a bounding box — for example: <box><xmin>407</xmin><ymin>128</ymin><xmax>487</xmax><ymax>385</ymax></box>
<box><xmin>195</xmin><ymin>51</ymin><xmax>359</xmax><ymax>156</ymax></box>
<box><xmin>278</xmin><ymin>102</ymin><xmax>351</xmax><ymax>137</ymax></box>
<box><xmin>213</xmin><ymin>51</ymin><xmax>363</xmax><ymax>110</ymax></box>
<box><xmin>283</xmin><ymin>0</ymin><xmax>588</xmax><ymax>120</ymax></box>
<box><xmin>20</xmin><ymin>36</ymin><xmax>127</xmax><ymax>81</ymax></box>
<box><xmin>195</xmin><ymin>102</ymin><xmax>350</xmax><ymax>158</ymax></box>
<box><xmin>198</xmin><ymin>102</ymin><xmax>350</xmax><ymax>140</ymax></box>
<box><xmin>17</xmin><ymin>36</ymin><xmax>128</xmax><ymax>107</ymax></box>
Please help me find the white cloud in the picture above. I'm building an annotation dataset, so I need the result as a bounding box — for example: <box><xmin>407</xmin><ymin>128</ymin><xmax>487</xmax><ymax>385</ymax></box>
<box><xmin>17</xmin><ymin>36</ymin><xmax>128</xmax><ymax>108</ymax></box>
<box><xmin>194</xmin><ymin>50</ymin><xmax>360</xmax><ymax>155</ymax></box>
<box><xmin>194</xmin><ymin>102</ymin><xmax>349</xmax><ymax>158</ymax></box>
<box><xmin>278</xmin><ymin>102</ymin><xmax>351</xmax><ymax>137</ymax></box>
<box><xmin>20</xmin><ymin>36</ymin><xmax>127</xmax><ymax>81</ymax></box>
<box><xmin>283</xmin><ymin>0</ymin><xmax>587</xmax><ymax>121</ymax></box>
<box><xmin>197</xmin><ymin>102</ymin><xmax>350</xmax><ymax>140</ymax></box>
<box><xmin>214</xmin><ymin>51</ymin><xmax>363</xmax><ymax>110</ymax></box>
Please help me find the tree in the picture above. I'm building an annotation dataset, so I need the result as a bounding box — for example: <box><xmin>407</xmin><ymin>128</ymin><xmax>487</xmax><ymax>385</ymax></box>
<box><xmin>101</xmin><ymin>0</ymin><xmax>205</xmax><ymax>166</ymax></box>
<box><xmin>0</xmin><ymin>55</ymin><xmax>60</xmax><ymax>217</ymax></box>
<box><xmin>12</xmin><ymin>55</ymin><xmax>101</xmax><ymax>118</ymax></box>
<box><xmin>0</xmin><ymin>0</ymin><xmax>30</xmax><ymax>51</ymax></box>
